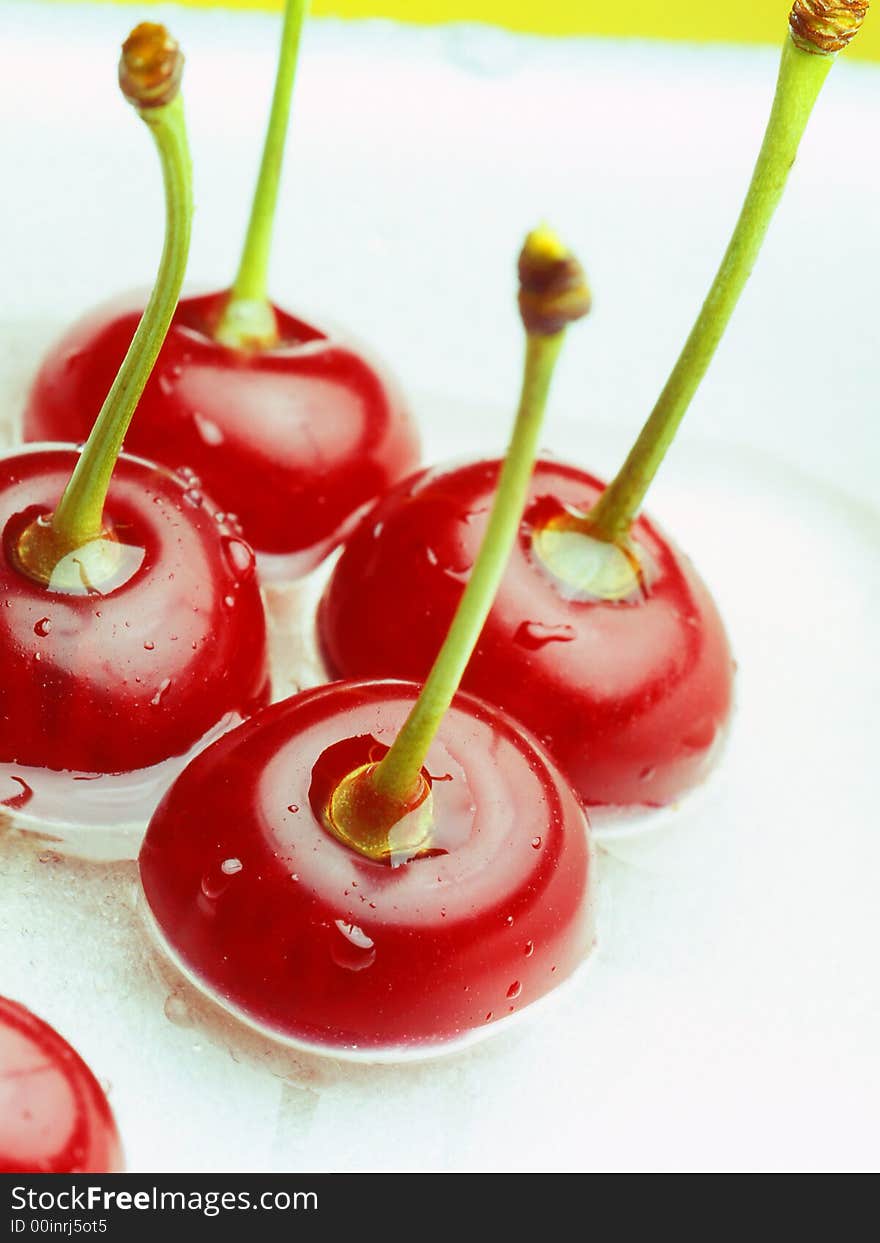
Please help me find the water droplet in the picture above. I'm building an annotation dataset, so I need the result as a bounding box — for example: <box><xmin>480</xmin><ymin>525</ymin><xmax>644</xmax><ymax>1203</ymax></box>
<box><xmin>200</xmin><ymin>869</ymin><xmax>227</xmax><ymax>901</ymax></box>
<box><xmin>221</xmin><ymin>857</ymin><xmax>243</xmax><ymax>876</ymax></box>
<box><xmin>290</xmin><ymin>873</ymin><xmax>300</xmax><ymax>882</ymax></box>
<box><xmin>505</xmin><ymin>915</ymin><xmax>514</xmax><ymax>927</ymax></box>
<box><xmin>163</xmin><ymin>994</ymin><xmax>192</xmax><ymax>1027</ymax></box>
<box><xmin>531</xmin><ymin>836</ymin><xmax>542</xmax><ymax>850</ymax></box>
<box><xmin>524</xmin><ymin>940</ymin><xmax>534</xmax><ymax>958</ymax></box>
<box><xmin>485</xmin><ymin>1012</ymin><xmax>493</xmax><ymax>1022</ymax></box>
<box><xmin>506</xmin><ymin>981</ymin><xmax>522</xmax><ymax>1000</ymax></box>
<box><xmin>222</xmin><ymin>536</ymin><xmax>255</xmax><ymax>579</ymax></box>
<box><xmin>33</xmin><ymin>617</ymin><xmax>51</xmax><ymax>637</ymax></box>
<box><xmin>639</xmin><ymin>766</ymin><xmax>656</xmax><ymax>782</ymax></box>
<box><xmin>287</xmin><ymin>804</ymin><xmax>299</xmax><ymax>814</ymax></box>
<box><xmin>514</xmin><ymin>621</ymin><xmax>576</xmax><ymax>651</ymax></box>
<box><xmin>223</xmin><ymin>595</ymin><xmax>236</xmax><ymax>609</ymax></box>
<box><xmin>150</xmin><ymin>677</ymin><xmax>171</xmax><ymax>707</ymax></box>
<box><xmin>176</xmin><ymin>466</ymin><xmax>200</xmax><ymax>486</ymax></box>
<box><xmin>143</xmin><ymin>641</ymin><xmax>155</xmax><ymax>652</ymax></box>
<box><xmin>183</xmin><ymin>488</ymin><xmax>203</xmax><ymax>509</ymax></box>
<box><xmin>331</xmin><ymin>920</ymin><xmax>376</xmax><ymax>972</ymax></box>
<box><xmin>193</xmin><ymin>411</ymin><xmax>224</xmax><ymax>445</ymax></box>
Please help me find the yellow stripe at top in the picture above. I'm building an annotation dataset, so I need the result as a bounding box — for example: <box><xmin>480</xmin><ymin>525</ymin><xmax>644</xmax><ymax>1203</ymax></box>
<box><xmin>60</xmin><ymin>1</ymin><xmax>880</xmax><ymax>62</ymax></box>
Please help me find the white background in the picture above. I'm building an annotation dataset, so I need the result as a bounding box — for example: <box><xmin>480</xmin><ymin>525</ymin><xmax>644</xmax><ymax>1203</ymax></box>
<box><xmin>0</xmin><ymin>2</ymin><xmax>878</xmax><ymax>1173</ymax></box>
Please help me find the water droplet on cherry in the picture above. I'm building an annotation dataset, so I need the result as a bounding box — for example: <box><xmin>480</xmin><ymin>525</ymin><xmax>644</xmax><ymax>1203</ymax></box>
<box><xmin>531</xmin><ymin>836</ymin><xmax>542</xmax><ymax>849</ymax></box>
<box><xmin>143</xmin><ymin>641</ymin><xmax>155</xmax><ymax>652</ymax></box>
<box><xmin>524</xmin><ymin>941</ymin><xmax>534</xmax><ymax>957</ymax></box>
<box><xmin>222</xmin><ymin>537</ymin><xmax>255</xmax><ymax>579</ymax></box>
<box><xmin>221</xmin><ymin>857</ymin><xmax>243</xmax><ymax>876</ymax></box>
<box><xmin>514</xmin><ymin>621</ymin><xmax>576</xmax><ymax>651</ymax></box>
<box><xmin>331</xmin><ymin>920</ymin><xmax>376</xmax><ymax>972</ymax></box>
<box><xmin>506</xmin><ymin>981</ymin><xmax>522</xmax><ymax>1000</ymax></box>
<box><xmin>150</xmin><ymin>677</ymin><xmax>171</xmax><ymax>707</ymax></box>
<box><xmin>193</xmin><ymin>412</ymin><xmax>225</xmax><ymax>446</ymax></box>
<box><xmin>182</xmin><ymin>488</ymin><xmax>203</xmax><ymax>509</ymax></box>
<box><xmin>33</xmin><ymin>617</ymin><xmax>51</xmax><ymax>637</ymax></box>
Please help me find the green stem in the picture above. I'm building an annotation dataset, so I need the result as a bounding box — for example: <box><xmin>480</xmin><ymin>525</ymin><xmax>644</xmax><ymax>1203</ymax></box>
<box><xmin>216</xmin><ymin>0</ymin><xmax>309</xmax><ymax>348</ymax></box>
<box><xmin>371</xmin><ymin>331</ymin><xmax>565</xmax><ymax>804</ymax></box>
<box><xmin>589</xmin><ymin>35</ymin><xmax>834</xmax><ymax>544</ymax></box>
<box><xmin>50</xmin><ymin>95</ymin><xmax>192</xmax><ymax>550</ymax></box>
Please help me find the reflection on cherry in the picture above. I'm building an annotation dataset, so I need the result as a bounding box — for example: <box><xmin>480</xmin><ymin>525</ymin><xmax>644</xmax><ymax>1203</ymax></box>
<box><xmin>0</xmin><ymin>997</ymin><xmax>123</xmax><ymax>1173</ymax></box>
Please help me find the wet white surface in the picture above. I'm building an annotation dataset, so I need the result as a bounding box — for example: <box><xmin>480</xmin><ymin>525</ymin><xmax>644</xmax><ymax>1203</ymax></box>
<box><xmin>1</xmin><ymin>3</ymin><xmax>878</xmax><ymax>1173</ymax></box>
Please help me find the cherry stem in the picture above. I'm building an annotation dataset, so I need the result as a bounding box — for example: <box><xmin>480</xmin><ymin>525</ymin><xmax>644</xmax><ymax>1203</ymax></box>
<box><xmin>368</xmin><ymin>228</ymin><xmax>590</xmax><ymax>809</ymax></box>
<box><xmin>215</xmin><ymin>0</ymin><xmax>309</xmax><ymax>349</ymax></box>
<box><xmin>49</xmin><ymin>29</ymin><xmax>192</xmax><ymax>556</ymax></box>
<box><xmin>588</xmin><ymin>23</ymin><xmax>847</xmax><ymax>545</ymax></box>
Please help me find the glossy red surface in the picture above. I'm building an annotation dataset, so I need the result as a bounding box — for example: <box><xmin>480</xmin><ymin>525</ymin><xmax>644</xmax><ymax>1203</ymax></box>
<box><xmin>23</xmin><ymin>292</ymin><xmax>421</xmax><ymax>579</ymax></box>
<box><xmin>0</xmin><ymin>446</ymin><xmax>269</xmax><ymax>775</ymax></box>
<box><xmin>318</xmin><ymin>460</ymin><xmax>735</xmax><ymax>808</ymax></box>
<box><xmin>140</xmin><ymin>680</ymin><xmax>594</xmax><ymax>1052</ymax></box>
<box><xmin>0</xmin><ymin>997</ymin><xmax>123</xmax><ymax>1173</ymax></box>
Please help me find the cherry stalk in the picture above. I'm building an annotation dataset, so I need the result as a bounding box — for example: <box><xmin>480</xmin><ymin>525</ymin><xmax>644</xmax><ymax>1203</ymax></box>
<box><xmin>139</xmin><ymin>229</ymin><xmax>594</xmax><ymax>1055</ymax></box>
<box><xmin>318</xmin><ymin>1</ymin><xmax>868</xmax><ymax>812</ymax></box>
<box><xmin>24</xmin><ymin>1</ymin><xmax>419</xmax><ymax>581</ymax></box>
<box><xmin>214</xmin><ymin>0</ymin><xmax>308</xmax><ymax>349</ymax></box>
<box><xmin>586</xmin><ymin>0</ymin><xmax>869</xmax><ymax>549</ymax></box>
<box><xmin>0</xmin><ymin>25</ymin><xmax>269</xmax><ymax>855</ymax></box>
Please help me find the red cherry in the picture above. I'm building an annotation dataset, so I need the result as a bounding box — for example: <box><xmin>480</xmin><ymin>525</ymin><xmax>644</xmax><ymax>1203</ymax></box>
<box><xmin>140</xmin><ymin>680</ymin><xmax>595</xmax><ymax>1056</ymax></box>
<box><xmin>318</xmin><ymin>459</ymin><xmax>734</xmax><ymax>809</ymax></box>
<box><xmin>23</xmin><ymin>291</ymin><xmax>421</xmax><ymax>580</ymax></box>
<box><xmin>0</xmin><ymin>997</ymin><xmax>123</xmax><ymax>1173</ymax></box>
<box><xmin>0</xmin><ymin>445</ymin><xmax>269</xmax><ymax>842</ymax></box>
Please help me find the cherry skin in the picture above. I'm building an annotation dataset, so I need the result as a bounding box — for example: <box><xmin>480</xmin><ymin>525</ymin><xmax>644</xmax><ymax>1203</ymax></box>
<box><xmin>318</xmin><ymin>459</ymin><xmax>735</xmax><ymax>810</ymax></box>
<box><xmin>0</xmin><ymin>445</ymin><xmax>269</xmax><ymax>830</ymax></box>
<box><xmin>140</xmin><ymin>679</ymin><xmax>595</xmax><ymax>1055</ymax></box>
<box><xmin>23</xmin><ymin>292</ymin><xmax>421</xmax><ymax>580</ymax></box>
<box><xmin>0</xmin><ymin>996</ymin><xmax>123</xmax><ymax>1173</ymax></box>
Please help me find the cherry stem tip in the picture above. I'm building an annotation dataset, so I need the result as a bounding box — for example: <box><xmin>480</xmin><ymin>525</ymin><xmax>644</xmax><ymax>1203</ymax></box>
<box><xmin>119</xmin><ymin>22</ymin><xmax>184</xmax><ymax>110</ymax></box>
<box><xmin>789</xmin><ymin>0</ymin><xmax>870</xmax><ymax>55</ymax></box>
